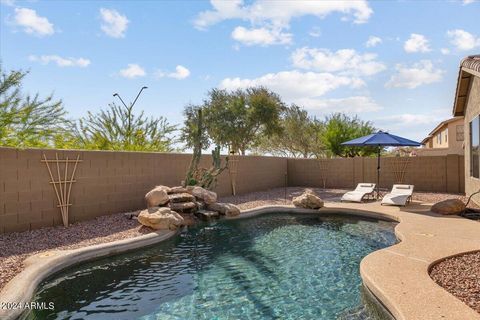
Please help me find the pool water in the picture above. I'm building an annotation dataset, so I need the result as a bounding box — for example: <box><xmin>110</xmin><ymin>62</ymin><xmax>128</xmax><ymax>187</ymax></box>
<box><xmin>26</xmin><ymin>213</ymin><xmax>396</xmax><ymax>320</ymax></box>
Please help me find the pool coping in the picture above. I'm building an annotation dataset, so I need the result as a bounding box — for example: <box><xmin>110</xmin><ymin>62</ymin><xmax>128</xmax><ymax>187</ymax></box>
<box><xmin>1</xmin><ymin>202</ymin><xmax>479</xmax><ymax>320</ymax></box>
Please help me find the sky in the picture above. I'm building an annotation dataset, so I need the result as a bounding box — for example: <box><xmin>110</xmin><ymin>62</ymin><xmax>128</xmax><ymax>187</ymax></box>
<box><xmin>1</xmin><ymin>0</ymin><xmax>480</xmax><ymax>143</ymax></box>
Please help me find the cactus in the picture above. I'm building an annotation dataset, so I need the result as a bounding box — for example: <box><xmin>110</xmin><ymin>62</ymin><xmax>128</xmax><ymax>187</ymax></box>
<box><xmin>197</xmin><ymin>146</ymin><xmax>228</xmax><ymax>190</ymax></box>
<box><xmin>184</xmin><ymin>109</ymin><xmax>228</xmax><ymax>190</ymax></box>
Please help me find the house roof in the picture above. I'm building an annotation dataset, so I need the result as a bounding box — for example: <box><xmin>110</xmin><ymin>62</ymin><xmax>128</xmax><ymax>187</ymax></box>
<box><xmin>421</xmin><ymin>117</ymin><xmax>464</xmax><ymax>145</ymax></box>
<box><xmin>453</xmin><ymin>55</ymin><xmax>480</xmax><ymax>116</ymax></box>
<box><xmin>461</xmin><ymin>55</ymin><xmax>480</xmax><ymax>73</ymax></box>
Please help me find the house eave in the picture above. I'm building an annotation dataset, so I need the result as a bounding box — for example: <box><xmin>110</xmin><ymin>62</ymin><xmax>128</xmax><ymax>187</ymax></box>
<box><xmin>452</xmin><ymin>55</ymin><xmax>480</xmax><ymax>117</ymax></box>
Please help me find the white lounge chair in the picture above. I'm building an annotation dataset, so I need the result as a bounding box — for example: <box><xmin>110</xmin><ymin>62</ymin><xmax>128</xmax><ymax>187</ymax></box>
<box><xmin>381</xmin><ymin>184</ymin><xmax>414</xmax><ymax>206</ymax></box>
<box><xmin>341</xmin><ymin>183</ymin><xmax>376</xmax><ymax>203</ymax></box>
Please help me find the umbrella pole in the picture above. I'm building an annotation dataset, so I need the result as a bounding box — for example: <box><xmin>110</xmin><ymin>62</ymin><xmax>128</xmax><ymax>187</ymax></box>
<box><xmin>377</xmin><ymin>147</ymin><xmax>380</xmax><ymax>200</ymax></box>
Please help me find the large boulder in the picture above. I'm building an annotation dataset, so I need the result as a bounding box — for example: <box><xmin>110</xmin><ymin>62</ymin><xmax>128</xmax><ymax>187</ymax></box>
<box><xmin>170</xmin><ymin>201</ymin><xmax>197</xmax><ymax>212</ymax></box>
<box><xmin>145</xmin><ymin>186</ymin><xmax>170</xmax><ymax>208</ymax></box>
<box><xmin>190</xmin><ymin>186</ymin><xmax>217</xmax><ymax>204</ymax></box>
<box><xmin>169</xmin><ymin>186</ymin><xmax>189</xmax><ymax>194</ymax></box>
<box><xmin>168</xmin><ymin>192</ymin><xmax>195</xmax><ymax>203</ymax></box>
<box><xmin>292</xmin><ymin>190</ymin><xmax>324</xmax><ymax>209</ymax></box>
<box><xmin>137</xmin><ymin>207</ymin><xmax>184</xmax><ymax>230</ymax></box>
<box><xmin>208</xmin><ymin>202</ymin><xmax>241</xmax><ymax>217</ymax></box>
<box><xmin>197</xmin><ymin>210</ymin><xmax>220</xmax><ymax>219</ymax></box>
<box><xmin>431</xmin><ymin>199</ymin><xmax>466</xmax><ymax>215</ymax></box>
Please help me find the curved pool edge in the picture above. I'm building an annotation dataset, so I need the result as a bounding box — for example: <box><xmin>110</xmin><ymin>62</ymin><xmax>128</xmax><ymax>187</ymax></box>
<box><xmin>1</xmin><ymin>202</ymin><xmax>480</xmax><ymax>320</ymax></box>
<box><xmin>1</xmin><ymin>205</ymin><xmax>390</xmax><ymax>320</ymax></box>
<box><xmin>324</xmin><ymin>201</ymin><xmax>480</xmax><ymax>320</ymax></box>
<box><xmin>0</xmin><ymin>230</ymin><xmax>177</xmax><ymax>320</ymax></box>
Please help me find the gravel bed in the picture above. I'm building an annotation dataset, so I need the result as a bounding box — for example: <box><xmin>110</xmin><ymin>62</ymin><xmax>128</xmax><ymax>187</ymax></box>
<box><xmin>219</xmin><ymin>187</ymin><xmax>470</xmax><ymax>209</ymax></box>
<box><xmin>430</xmin><ymin>251</ymin><xmax>480</xmax><ymax>313</ymax></box>
<box><xmin>0</xmin><ymin>212</ymin><xmax>151</xmax><ymax>291</ymax></box>
<box><xmin>219</xmin><ymin>187</ymin><xmax>346</xmax><ymax>209</ymax></box>
<box><xmin>0</xmin><ymin>187</ymin><xmax>471</xmax><ymax>292</ymax></box>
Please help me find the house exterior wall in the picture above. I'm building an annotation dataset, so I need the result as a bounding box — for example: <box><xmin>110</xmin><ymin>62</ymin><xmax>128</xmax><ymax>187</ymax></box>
<box><xmin>431</xmin><ymin>127</ymin><xmax>449</xmax><ymax>148</ymax></box>
<box><xmin>419</xmin><ymin>118</ymin><xmax>464</xmax><ymax>156</ymax></box>
<box><xmin>446</xmin><ymin>119</ymin><xmax>465</xmax><ymax>154</ymax></box>
<box><xmin>463</xmin><ymin>76</ymin><xmax>480</xmax><ymax>203</ymax></box>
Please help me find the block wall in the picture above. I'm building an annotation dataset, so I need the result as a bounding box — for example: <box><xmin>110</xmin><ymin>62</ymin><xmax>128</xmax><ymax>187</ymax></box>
<box><xmin>0</xmin><ymin>147</ymin><xmax>464</xmax><ymax>233</ymax></box>
<box><xmin>0</xmin><ymin>148</ymin><xmax>287</xmax><ymax>233</ymax></box>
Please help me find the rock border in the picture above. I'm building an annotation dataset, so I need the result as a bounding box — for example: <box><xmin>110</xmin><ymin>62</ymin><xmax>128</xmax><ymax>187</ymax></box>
<box><xmin>1</xmin><ymin>203</ymin><xmax>480</xmax><ymax>320</ymax></box>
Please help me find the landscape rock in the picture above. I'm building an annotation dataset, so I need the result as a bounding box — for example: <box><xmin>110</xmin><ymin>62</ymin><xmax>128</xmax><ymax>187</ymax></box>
<box><xmin>169</xmin><ymin>186</ymin><xmax>189</xmax><ymax>194</ymax></box>
<box><xmin>169</xmin><ymin>201</ymin><xmax>198</xmax><ymax>212</ymax></box>
<box><xmin>190</xmin><ymin>186</ymin><xmax>217</xmax><ymax>204</ymax></box>
<box><xmin>168</xmin><ymin>192</ymin><xmax>195</xmax><ymax>203</ymax></box>
<box><xmin>197</xmin><ymin>210</ymin><xmax>219</xmax><ymax>219</ymax></box>
<box><xmin>207</xmin><ymin>202</ymin><xmax>241</xmax><ymax>217</ymax></box>
<box><xmin>292</xmin><ymin>190</ymin><xmax>324</xmax><ymax>209</ymax></box>
<box><xmin>431</xmin><ymin>199</ymin><xmax>466</xmax><ymax>215</ymax></box>
<box><xmin>145</xmin><ymin>186</ymin><xmax>170</xmax><ymax>208</ymax></box>
<box><xmin>137</xmin><ymin>207</ymin><xmax>184</xmax><ymax>230</ymax></box>
<box><xmin>196</xmin><ymin>201</ymin><xmax>206</xmax><ymax>211</ymax></box>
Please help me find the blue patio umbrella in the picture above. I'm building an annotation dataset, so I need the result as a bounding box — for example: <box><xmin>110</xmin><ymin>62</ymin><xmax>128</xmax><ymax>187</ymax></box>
<box><xmin>341</xmin><ymin>131</ymin><xmax>421</xmax><ymax>199</ymax></box>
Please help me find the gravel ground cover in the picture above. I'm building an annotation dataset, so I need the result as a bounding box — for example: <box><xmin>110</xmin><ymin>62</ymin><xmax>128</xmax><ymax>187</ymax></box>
<box><xmin>0</xmin><ymin>213</ymin><xmax>149</xmax><ymax>291</ymax></box>
<box><xmin>220</xmin><ymin>187</ymin><xmax>470</xmax><ymax>209</ymax></box>
<box><xmin>430</xmin><ymin>251</ymin><xmax>480</xmax><ymax>313</ymax></box>
<box><xmin>0</xmin><ymin>187</ymin><xmax>472</xmax><ymax>292</ymax></box>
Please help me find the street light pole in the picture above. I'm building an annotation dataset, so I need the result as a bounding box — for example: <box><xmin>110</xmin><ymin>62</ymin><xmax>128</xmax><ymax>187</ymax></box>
<box><xmin>132</xmin><ymin>86</ymin><xmax>148</xmax><ymax>108</ymax></box>
<box><xmin>113</xmin><ymin>86</ymin><xmax>148</xmax><ymax>109</ymax></box>
<box><xmin>112</xmin><ymin>86</ymin><xmax>148</xmax><ymax>146</ymax></box>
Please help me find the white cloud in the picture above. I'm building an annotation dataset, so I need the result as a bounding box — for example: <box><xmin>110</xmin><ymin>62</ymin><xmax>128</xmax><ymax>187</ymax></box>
<box><xmin>378</xmin><ymin>113</ymin><xmax>442</xmax><ymax>126</ymax></box>
<box><xmin>28</xmin><ymin>55</ymin><xmax>90</xmax><ymax>67</ymax></box>
<box><xmin>194</xmin><ymin>0</ymin><xmax>245</xmax><ymax>29</ymax></box>
<box><xmin>231</xmin><ymin>26</ymin><xmax>292</xmax><ymax>46</ymax></box>
<box><xmin>291</xmin><ymin>48</ymin><xmax>386</xmax><ymax>76</ymax></box>
<box><xmin>374</xmin><ymin>108</ymin><xmax>451</xmax><ymax>141</ymax></box>
<box><xmin>299</xmin><ymin>96</ymin><xmax>382</xmax><ymax>113</ymax></box>
<box><xmin>365</xmin><ymin>36</ymin><xmax>382</xmax><ymax>47</ymax></box>
<box><xmin>446</xmin><ymin>29</ymin><xmax>480</xmax><ymax>51</ymax></box>
<box><xmin>219</xmin><ymin>71</ymin><xmax>382</xmax><ymax>117</ymax></box>
<box><xmin>404</xmin><ymin>33</ymin><xmax>431</xmax><ymax>53</ymax></box>
<box><xmin>194</xmin><ymin>0</ymin><xmax>372</xmax><ymax>29</ymax></box>
<box><xmin>119</xmin><ymin>64</ymin><xmax>146</xmax><ymax>79</ymax></box>
<box><xmin>194</xmin><ymin>0</ymin><xmax>372</xmax><ymax>46</ymax></box>
<box><xmin>13</xmin><ymin>8</ymin><xmax>54</xmax><ymax>36</ymax></box>
<box><xmin>440</xmin><ymin>48</ymin><xmax>450</xmax><ymax>55</ymax></box>
<box><xmin>463</xmin><ymin>0</ymin><xmax>476</xmax><ymax>5</ymax></box>
<box><xmin>156</xmin><ymin>65</ymin><xmax>191</xmax><ymax>80</ymax></box>
<box><xmin>100</xmin><ymin>8</ymin><xmax>129</xmax><ymax>38</ymax></box>
<box><xmin>220</xmin><ymin>70</ymin><xmax>364</xmax><ymax>101</ymax></box>
<box><xmin>385</xmin><ymin>60</ymin><xmax>444</xmax><ymax>89</ymax></box>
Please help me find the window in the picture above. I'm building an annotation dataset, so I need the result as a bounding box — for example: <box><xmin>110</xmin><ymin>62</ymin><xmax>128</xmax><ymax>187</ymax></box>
<box><xmin>456</xmin><ymin>125</ymin><xmax>464</xmax><ymax>141</ymax></box>
<box><xmin>470</xmin><ymin>116</ymin><xmax>479</xmax><ymax>178</ymax></box>
<box><xmin>437</xmin><ymin>133</ymin><xmax>442</xmax><ymax>144</ymax></box>
<box><xmin>445</xmin><ymin>128</ymin><xmax>448</xmax><ymax>143</ymax></box>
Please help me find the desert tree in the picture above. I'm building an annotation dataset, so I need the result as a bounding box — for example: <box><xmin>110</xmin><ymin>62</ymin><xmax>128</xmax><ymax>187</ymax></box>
<box><xmin>256</xmin><ymin>104</ymin><xmax>326</xmax><ymax>158</ymax></box>
<box><xmin>68</xmin><ymin>101</ymin><xmax>177</xmax><ymax>151</ymax></box>
<box><xmin>204</xmin><ymin>87</ymin><xmax>285</xmax><ymax>155</ymax></box>
<box><xmin>322</xmin><ymin>113</ymin><xmax>376</xmax><ymax>157</ymax></box>
<box><xmin>0</xmin><ymin>66</ymin><xmax>68</xmax><ymax>148</ymax></box>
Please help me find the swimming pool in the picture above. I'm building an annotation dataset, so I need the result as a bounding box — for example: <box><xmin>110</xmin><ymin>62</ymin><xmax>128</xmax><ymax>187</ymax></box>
<box><xmin>26</xmin><ymin>213</ymin><xmax>396</xmax><ymax>320</ymax></box>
